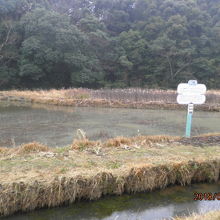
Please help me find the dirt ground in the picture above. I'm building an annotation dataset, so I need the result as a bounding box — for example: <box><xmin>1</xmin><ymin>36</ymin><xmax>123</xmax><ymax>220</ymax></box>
<box><xmin>178</xmin><ymin>134</ymin><xmax>220</xmax><ymax>146</ymax></box>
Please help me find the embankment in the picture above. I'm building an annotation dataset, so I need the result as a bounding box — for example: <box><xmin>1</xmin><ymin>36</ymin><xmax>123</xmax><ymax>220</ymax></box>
<box><xmin>0</xmin><ymin>134</ymin><xmax>220</xmax><ymax>217</ymax></box>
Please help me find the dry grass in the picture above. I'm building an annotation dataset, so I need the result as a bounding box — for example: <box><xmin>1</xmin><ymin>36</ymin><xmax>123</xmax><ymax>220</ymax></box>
<box><xmin>174</xmin><ymin>210</ymin><xmax>220</xmax><ymax>220</ymax></box>
<box><xmin>1</xmin><ymin>88</ymin><xmax>220</xmax><ymax>111</ymax></box>
<box><xmin>104</xmin><ymin>136</ymin><xmax>133</xmax><ymax>147</ymax></box>
<box><xmin>0</xmin><ymin>147</ymin><xmax>7</xmax><ymax>154</ymax></box>
<box><xmin>104</xmin><ymin>135</ymin><xmax>178</xmax><ymax>147</ymax></box>
<box><xmin>1</xmin><ymin>159</ymin><xmax>220</xmax><ymax>217</ymax></box>
<box><xmin>71</xmin><ymin>135</ymin><xmax>179</xmax><ymax>150</ymax></box>
<box><xmin>1</xmin><ymin>89</ymin><xmax>220</xmax><ymax>216</ymax></box>
<box><xmin>0</xmin><ymin>134</ymin><xmax>220</xmax><ymax>216</ymax></box>
<box><xmin>0</xmin><ymin>142</ymin><xmax>49</xmax><ymax>156</ymax></box>
<box><xmin>15</xmin><ymin>142</ymin><xmax>49</xmax><ymax>154</ymax></box>
<box><xmin>72</xmin><ymin>139</ymin><xmax>100</xmax><ymax>150</ymax></box>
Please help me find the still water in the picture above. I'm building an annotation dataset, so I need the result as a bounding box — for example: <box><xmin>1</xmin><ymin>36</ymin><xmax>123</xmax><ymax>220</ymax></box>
<box><xmin>0</xmin><ymin>101</ymin><xmax>220</xmax><ymax>147</ymax></box>
<box><xmin>2</xmin><ymin>182</ymin><xmax>220</xmax><ymax>220</ymax></box>
<box><xmin>1</xmin><ymin>102</ymin><xmax>220</xmax><ymax>219</ymax></box>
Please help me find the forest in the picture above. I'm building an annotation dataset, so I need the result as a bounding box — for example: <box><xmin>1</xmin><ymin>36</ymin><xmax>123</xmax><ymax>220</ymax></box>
<box><xmin>0</xmin><ymin>0</ymin><xmax>220</xmax><ymax>89</ymax></box>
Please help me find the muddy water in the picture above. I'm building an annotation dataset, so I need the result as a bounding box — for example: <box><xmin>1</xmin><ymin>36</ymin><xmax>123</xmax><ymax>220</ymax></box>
<box><xmin>3</xmin><ymin>182</ymin><xmax>220</xmax><ymax>220</ymax></box>
<box><xmin>0</xmin><ymin>101</ymin><xmax>220</xmax><ymax>147</ymax></box>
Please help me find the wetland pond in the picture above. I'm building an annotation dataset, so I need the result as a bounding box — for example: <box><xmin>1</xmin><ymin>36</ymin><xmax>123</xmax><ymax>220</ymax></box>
<box><xmin>0</xmin><ymin>101</ymin><xmax>220</xmax><ymax>147</ymax></box>
<box><xmin>3</xmin><ymin>182</ymin><xmax>220</xmax><ymax>220</ymax></box>
<box><xmin>1</xmin><ymin>101</ymin><xmax>220</xmax><ymax>219</ymax></box>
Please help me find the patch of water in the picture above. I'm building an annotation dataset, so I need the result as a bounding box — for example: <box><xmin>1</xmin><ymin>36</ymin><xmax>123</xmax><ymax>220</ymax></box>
<box><xmin>0</xmin><ymin>102</ymin><xmax>220</xmax><ymax>147</ymax></box>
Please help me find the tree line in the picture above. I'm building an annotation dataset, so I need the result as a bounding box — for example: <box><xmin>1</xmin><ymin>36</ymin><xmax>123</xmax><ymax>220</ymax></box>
<box><xmin>0</xmin><ymin>0</ymin><xmax>220</xmax><ymax>89</ymax></box>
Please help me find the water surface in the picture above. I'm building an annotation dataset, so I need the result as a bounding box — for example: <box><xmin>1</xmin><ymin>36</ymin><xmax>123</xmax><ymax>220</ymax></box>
<box><xmin>1</xmin><ymin>102</ymin><xmax>220</xmax><ymax>220</ymax></box>
<box><xmin>0</xmin><ymin>101</ymin><xmax>220</xmax><ymax>147</ymax></box>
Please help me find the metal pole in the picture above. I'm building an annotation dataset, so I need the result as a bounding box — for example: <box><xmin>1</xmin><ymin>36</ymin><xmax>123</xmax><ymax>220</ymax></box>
<box><xmin>185</xmin><ymin>104</ymin><xmax>194</xmax><ymax>138</ymax></box>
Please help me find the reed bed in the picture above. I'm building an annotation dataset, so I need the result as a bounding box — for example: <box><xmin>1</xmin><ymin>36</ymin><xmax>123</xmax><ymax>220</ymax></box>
<box><xmin>0</xmin><ymin>134</ymin><xmax>220</xmax><ymax>217</ymax></box>
<box><xmin>0</xmin><ymin>88</ymin><xmax>220</xmax><ymax>111</ymax></box>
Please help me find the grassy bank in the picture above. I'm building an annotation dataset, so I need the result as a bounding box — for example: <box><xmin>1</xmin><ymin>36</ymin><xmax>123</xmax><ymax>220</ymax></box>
<box><xmin>175</xmin><ymin>210</ymin><xmax>220</xmax><ymax>220</ymax></box>
<box><xmin>0</xmin><ymin>88</ymin><xmax>220</xmax><ymax>111</ymax></box>
<box><xmin>0</xmin><ymin>134</ymin><xmax>220</xmax><ymax>217</ymax></box>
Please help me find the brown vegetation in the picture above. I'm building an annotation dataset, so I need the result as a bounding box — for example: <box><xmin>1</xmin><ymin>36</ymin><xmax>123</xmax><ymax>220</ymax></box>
<box><xmin>71</xmin><ymin>135</ymin><xmax>178</xmax><ymax>150</ymax></box>
<box><xmin>174</xmin><ymin>210</ymin><xmax>220</xmax><ymax>220</ymax></box>
<box><xmin>0</xmin><ymin>134</ymin><xmax>220</xmax><ymax>217</ymax></box>
<box><xmin>0</xmin><ymin>88</ymin><xmax>220</xmax><ymax>111</ymax></box>
<box><xmin>16</xmin><ymin>142</ymin><xmax>50</xmax><ymax>154</ymax></box>
<box><xmin>72</xmin><ymin>139</ymin><xmax>100</xmax><ymax>150</ymax></box>
<box><xmin>0</xmin><ymin>147</ymin><xmax>7</xmax><ymax>154</ymax></box>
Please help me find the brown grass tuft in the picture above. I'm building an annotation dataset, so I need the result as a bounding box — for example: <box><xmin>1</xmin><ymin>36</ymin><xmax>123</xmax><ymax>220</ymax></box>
<box><xmin>16</xmin><ymin>142</ymin><xmax>49</xmax><ymax>154</ymax></box>
<box><xmin>104</xmin><ymin>137</ymin><xmax>133</xmax><ymax>147</ymax></box>
<box><xmin>0</xmin><ymin>147</ymin><xmax>7</xmax><ymax>154</ymax></box>
<box><xmin>71</xmin><ymin>139</ymin><xmax>99</xmax><ymax>150</ymax></box>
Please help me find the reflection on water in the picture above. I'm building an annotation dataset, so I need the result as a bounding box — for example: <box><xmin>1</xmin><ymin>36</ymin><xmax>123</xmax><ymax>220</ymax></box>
<box><xmin>3</xmin><ymin>183</ymin><xmax>220</xmax><ymax>220</ymax></box>
<box><xmin>0</xmin><ymin>101</ymin><xmax>220</xmax><ymax>147</ymax></box>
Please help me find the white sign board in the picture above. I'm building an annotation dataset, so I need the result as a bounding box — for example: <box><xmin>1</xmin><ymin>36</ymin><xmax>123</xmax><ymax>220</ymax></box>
<box><xmin>177</xmin><ymin>94</ymin><xmax>206</xmax><ymax>105</ymax></box>
<box><xmin>177</xmin><ymin>83</ymin><xmax>207</xmax><ymax>95</ymax></box>
<box><xmin>177</xmin><ymin>80</ymin><xmax>206</xmax><ymax>138</ymax></box>
<box><xmin>177</xmin><ymin>80</ymin><xmax>207</xmax><ymax>105</ymax></box>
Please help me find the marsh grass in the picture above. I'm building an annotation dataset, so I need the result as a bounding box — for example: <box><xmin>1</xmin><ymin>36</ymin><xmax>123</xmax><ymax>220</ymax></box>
<box><xmin>1</xmin><ymin>88</ymin><xmax>220</xmax><ymax>111</ymax></box>
<box><xmin>91</xmin><ymin>88</ymin><xmax>176</xmax><ymax>103</ymax></box>
<box><xmin>0</xmin><ymin>134</ymin><xmax>220</xmax><ymax>217</ymax></box>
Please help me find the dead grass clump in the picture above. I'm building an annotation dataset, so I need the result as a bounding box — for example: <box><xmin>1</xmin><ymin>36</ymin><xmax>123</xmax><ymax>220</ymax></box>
<box><xmin>173</xmin><ymin>160</ymin><xmax>220</xmax><ymax>186</ymax></box>
<box><xmin>124</xmin><ymin>164</ymin><xmax>179</xmax><ymax>194</ymax></box>
<box><xmin>174</xmin><ymin>210</ymin><xmax>220</xmax><ymax>220</ymax></box>
<box><xmin>0</xmin><ymin>172</ymin><xmax>126</xmax><ymax>217</ymax></box>
<box><xmin>191</xmin><ymin>160</ymin><xmax>220</xmax><ymax>183</ymax></box>
<box><xmin>104</xmin><ymin>137</ymin><xmax>133</xmax><ymax>147</ymax></box>
<box><xmin>88</xmin><ymin>172</ymin><xmax>125</xmax><ymax>198</ymax></box>
<box><xmin>71</xmin><ymin>139</ymin><xmax>99</xmax><ymax>151</ymax></box>
<box><xmin>125</xmin><ymin>165</ymin><xmax>167</xmax><ymax>193</ymax></box>
<box><xmin>16</xmin><ymin>142</ymin><xmax>49</xmax><ymax>154</ymax></box>
<box><xmin>124</xmin><ymin>160</ymin><xmax>220</xmax><ymax>194</ymax></box>
<box><xmin>0</xmin><ymin>147</ymin><xmax>7</xmax><ymax>154</ymax></box>
<box><xmin>134</xmin><ymin>135</ymin><xmax>179</xmax><ymax>145</ymax></box>
<box><xmin>173</xmin><ymin>163</ymin><xmax>195</xmax><ymax>186</ymax></box>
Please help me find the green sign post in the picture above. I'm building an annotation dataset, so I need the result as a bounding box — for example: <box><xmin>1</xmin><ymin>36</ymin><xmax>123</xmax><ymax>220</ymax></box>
<box><xmin>185</xmin><ymin>104</ymin><xmax>194</xmax><ymax>138</ymax></box>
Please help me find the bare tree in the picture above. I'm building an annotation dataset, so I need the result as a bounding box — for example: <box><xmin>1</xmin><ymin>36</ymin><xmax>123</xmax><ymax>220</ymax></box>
<box><xmin>0</xmin><ymin>22</ymin><xmax>13</xmax><ymax>60</ymax></box>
